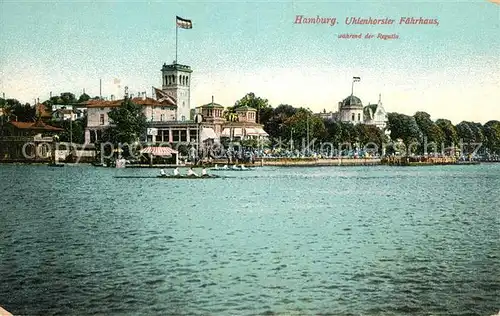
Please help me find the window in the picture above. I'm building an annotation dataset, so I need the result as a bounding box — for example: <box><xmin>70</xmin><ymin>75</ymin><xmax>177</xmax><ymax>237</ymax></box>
<box><xmin>181</xmin><ymin>115</ymin><xmax>186</xmax><ymax>121</ymax></box>
<box><xmin>180</xmin><ymin>130</ymin><xmax>187</xmax><ymax>142</ymax></box>
<box><xmin>100</xmin><ymin>114</ymin><xmax>104</xmax><ymax>125</ymax></box>
<box><xmin>172</xmin><ymin>130</ymin><xmax>180</xmax><ymax>142</ymax></box>
<box><xmin>352</xmin><ymin>113</ymin><xmax>355</xmax><ymax>121</ymax></box>
<box><xmin>160</xmin><ymin>114</ymin><xmax>165</xmax><ymax>121</ymax></box>
<box><xmin>358</xmin><ymin>113</ymin><xmax>361</xmax><ymax>121</ymax></box>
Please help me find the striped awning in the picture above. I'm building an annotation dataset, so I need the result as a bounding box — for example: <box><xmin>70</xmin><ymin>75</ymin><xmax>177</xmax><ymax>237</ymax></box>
<box><xmin>140</xmin><ymin>147</ymin><xmax>178</xmax><ymax>156</ymax></box>
<box><xmin>245</xmin><ymin>127</ymin><xmax>259</xmax><ymax>136</ymax></box>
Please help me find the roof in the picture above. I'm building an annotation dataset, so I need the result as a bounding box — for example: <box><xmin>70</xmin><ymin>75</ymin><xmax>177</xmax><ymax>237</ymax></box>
<box><xmin>82</xmin><ymin>97</ymin><xmax>176</xmax><ymax>108</ymax></box>
<box><xmin>364</xmin><ymin>104</ymin><xmax>378</xmax><ymax>119</ymax></box>
<box><xmin>235</xmin><ymin>105</ymin><xmax>256</xmax><ymax>112</ymax></box>
<box><xmin>200</xmin><ymin>102</ymin><xmax>224</xmax><ymax>108</ymax></box>
<box><xmin>341</xmin><ymin>95</ymin><xmax>363</xmax><ymax>108</ymax></box>
<box><xmin>9</xmin><ymin>120</ymin><xmax>63</xmax><ymax>131</ymax></box>
<box><xmin>53</xmin><ymin>109</ymin><xmax>74</xmax><ymax>115</ymax></box>
<box><xmin>140</xmin><ymin>146</ymin><xmax>178</xmax><ymax>156</ymax></box>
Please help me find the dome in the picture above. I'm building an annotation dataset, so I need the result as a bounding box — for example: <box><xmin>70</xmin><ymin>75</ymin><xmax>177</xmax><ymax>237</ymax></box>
<box><xmin>341</xmin><ymin>95</ymin><xmax>363</xmax><ymax>108</ymax></box>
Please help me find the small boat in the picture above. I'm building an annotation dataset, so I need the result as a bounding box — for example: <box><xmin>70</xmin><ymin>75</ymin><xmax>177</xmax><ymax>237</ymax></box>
<box><xmin>210</xmin><ymin>166</ymin><xmax>254</xmax><ymax>171</ymax></box>
<box><xmin>156</xmin><ymin>174</ymin><xmax>221</xmax><ymax>179</ymax></box>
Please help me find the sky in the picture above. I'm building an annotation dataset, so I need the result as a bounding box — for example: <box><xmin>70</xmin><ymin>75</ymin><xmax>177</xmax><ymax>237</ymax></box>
<box><xmin>0</xmin><ymin>0</ymin><xmax>499</xmax><ymax>124</ymax></box>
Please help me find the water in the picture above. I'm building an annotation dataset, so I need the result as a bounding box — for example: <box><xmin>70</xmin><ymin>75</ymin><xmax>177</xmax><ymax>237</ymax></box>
<box><xmin>1</xmin><ymin>164</ymin><xmax>499</xmax><ymax>315</ymax></box>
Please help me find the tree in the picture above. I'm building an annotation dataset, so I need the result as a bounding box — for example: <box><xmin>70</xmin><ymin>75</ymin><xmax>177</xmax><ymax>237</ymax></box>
<box><xmin>413</xmin><ymin>112</ymin><xmax>444</xmax><ymax>153</ymax></box>
<box><xmin>234</xmin><ymin>92</ymin><xmax>271</xmax><ymax>124</ymax></box>
<box><xmin>456</xmin><ymin>121</ymin><xmax>474</xmax><ymax>144</ymax></box>
<box><xmin>482</xmin><ymin>120</ymin><xmax>500</xmax><ymax>154</ymax></box>
<box><xmin>355</xmin><ymin>124</ymin><xmax>386</xmax><ymax>152</ymax></box>
<box><xmin>3</xmin><ymin>99</ymin><xmax>35</xmax><ymax>121</ymax></box>
<box><xmin>387</xmin><ymin>112</ymin><xmax>422</xmax><ymax>155</ymax></box>
<box><xmin>264</xmin><ymin>104</ymin><xmax>297</xmax><ymax>139</ymax></box>
<box><xmin>436</xmin><ymin>119</ymin><xmax>458</xmax><ymax>146</ymax></box>
<box><xmin>323</xmin><ymin>119</ymin><xmax>342</xmax><ymax>145</ymax></box>
<box><xmin>284</xmin><ymin>108</ymin><xmax>326</xmax><ymax>150</ymax></box>
<box><xmin>59</xmin><ymin>92</ymin><xmax>77</xmax><ymax>104</ymax></box>
<box><xmin>78</xmin><ymin>93</ymin><xmax>90</xmax><ymax>103</ymax></box>
<box><xmin>101</xmin><ymin>97</ymin><xmax>148</xmax><ymax>145</ymax></box>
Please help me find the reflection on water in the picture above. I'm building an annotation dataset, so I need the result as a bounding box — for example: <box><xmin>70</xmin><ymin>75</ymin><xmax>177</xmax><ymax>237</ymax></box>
<box><xmin>0</xmin><ymin>164</ymin><xmax>499</xmax><ymax>315</ymax></box>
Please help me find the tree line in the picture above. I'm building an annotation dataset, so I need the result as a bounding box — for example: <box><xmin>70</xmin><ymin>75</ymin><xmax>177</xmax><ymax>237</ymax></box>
<box><xmin>231</xmin><ymin>93</ymin><xmax>500</xmax><ymax>156</ymax></box>
<box><xmin>2</xmin><ymin>91</ymin><xmax>500</xmax><ymax>156</ymax></box>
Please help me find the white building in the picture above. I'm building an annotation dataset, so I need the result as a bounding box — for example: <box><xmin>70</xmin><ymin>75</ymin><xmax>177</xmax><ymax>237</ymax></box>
<box><xmin>161</xmin><ymin>62</ymin><xmax>192</xmax><ymax>121</ymax></box>
<box><xmin>83</xmin><ymin>95</ymin><xmax>176</xmax><ymax>144</ymax></box>
<box><xmin>363</xmin><ymin>94</ymin><xmax>388</xmax><ymax>129</ymax></box>
<box><xmin>318</xmin><ymin>93</ymin><xmax>388</xmax><ymax>129</ymax></box>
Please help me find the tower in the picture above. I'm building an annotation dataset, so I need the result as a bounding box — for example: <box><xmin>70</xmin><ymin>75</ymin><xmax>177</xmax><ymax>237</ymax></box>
<box><xmin>161</xmin><ymin>62</ymin><xmax>192</xmax><ymax>121</ymax></box>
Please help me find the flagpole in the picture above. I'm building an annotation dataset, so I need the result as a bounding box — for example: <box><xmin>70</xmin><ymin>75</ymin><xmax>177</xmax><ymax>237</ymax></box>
<box><xmin>175</xmin><ymin>20</ymin><xmax>178</xmax><ymax>64</ymax></box>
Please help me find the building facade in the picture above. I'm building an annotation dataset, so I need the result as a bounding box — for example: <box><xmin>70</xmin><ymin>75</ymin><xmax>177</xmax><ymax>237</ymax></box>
<box><xmin>318</xmin><ymin>94</ymin><xmax>388</xmax><ymax>129</ymax></box>
<box><xmin>83</xmin><ymin>96</ymin><xmax>176</xmax><ymax>144</ymax></box>
<box><xmin>161</xmin><ymin>62</ymin><xmax>192</xmax><ymax>121</ymax></box>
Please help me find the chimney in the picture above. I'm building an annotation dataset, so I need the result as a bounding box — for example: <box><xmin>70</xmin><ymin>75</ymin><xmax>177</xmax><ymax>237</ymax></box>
<box><xmin>212</xmin><ymin>95</ymin><xmax>214</xmax><ymax>105</ymax></box>
<box><xmin>111</xmin><ymin>95</ymin><xmax>114</xmax><ymax>101</ymax></box>
<box><xmin>142</xmin><ymin>92</ymin><xmax>146</xmax><ymax>100</ymax></box>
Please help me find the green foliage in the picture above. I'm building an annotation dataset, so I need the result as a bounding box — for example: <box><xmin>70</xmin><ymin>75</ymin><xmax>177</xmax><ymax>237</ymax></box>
<box><xmin>483</xmin><ymin>120</ymin><xmax>500</xmax><ymax>154</ymax></box>
<box><xmin>355</xmin><ymin>124</ymin><xmax>386</xmax><ymax>147</ymax></box>
<box><xmin>101</xmin><ymin>97</ymin><xmax>148</xmax><ymax>144</ymax></box>
<box><xmin>387</xmin><ymin>112</ymin><xmax>422</xmax><ymax>155</ymax></box>
<box><xmin>456</xmin><ymin>121</ymin><xmax>474</xmax><ymax>143</ymax></box>
<box><xmin>263</xmin><ymin>104</ymin><xmax>297</xmax><ymax>140</ymax></box>
<box><xmin>234</xmin><ymin>92</ymin><xmax>271</xmax><ymax>123</ymax></box>
<box><xmin>284</xmin><ymin>108</ymin><xmax>326</xmax><ymax>143</ymax></box>
<box><xmin>2</xmin><ymin>99</ymin><xmax>35</xmax><ymax>121</ymax></box>
<box><xmin>49</xmin><ymin>119</ymin><xmax>85</xmax><ymax>144</ymax></box>
<box><xmin>78</xmin><ymin>93</ymin><xmax>90</xmax><ymax>103</ymax></box>
<box><xmin>436</xmin><ymin>119</ymin><xmax>458</xmax><ymax>145</ymax></box>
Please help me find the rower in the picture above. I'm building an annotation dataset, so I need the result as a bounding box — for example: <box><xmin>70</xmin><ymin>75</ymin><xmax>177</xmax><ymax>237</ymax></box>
<box><xmin>201</xmin><ymin>168</ymin><xmax>208</xmax><ymax>176</ymax></box>
<box><xmin>173</xmin><ymin>167</ymin><xmax>180</xmax><ymax>176</ymax></box>
<box><xmin>232</xmin><ymin>164</ymin><xmax>239</xmax><ymax>170</ymax></box>
<box><xmin>214</xmin><ymin>164</ymin><xmax>218</xmax><ymax>170</ymax></box>
<box><xmin>160</xmin><ymin>169</ymin><xmax>166</xmax><ymax>177</ymax></box>
<box><xmin>187</xmin><ymin>167</ymin><xmax>198</xmax><ymax>177</ymax></box>
<box><xmin>222</xmin><ymin>165</ymin><xmax>229</xmax><ymax>169</ymax></box>
<box><xmin>241</xmin><ymin>165</ymin><xmax>247</xmax><ymax>170</ymax></box>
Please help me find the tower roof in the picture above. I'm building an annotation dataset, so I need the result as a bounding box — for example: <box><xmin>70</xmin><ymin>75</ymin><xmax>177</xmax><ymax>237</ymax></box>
<box><xmin>161</xmin><ymin>63</ymin><xmax>193</xmax><ymax>73</ymax></box>
<box><xmin>341</xmin><ymin>95</ymin><xmax>363</xmax><ymax>108</ymax></box>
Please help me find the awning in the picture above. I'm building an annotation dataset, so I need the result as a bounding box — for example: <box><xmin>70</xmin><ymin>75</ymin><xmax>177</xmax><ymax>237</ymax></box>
<box><xmin>245</xmin><ymin>127</ymin><xmax>259</xmax><ymax>136</ymax></box>
<box><xmin>200</xmin><ymin>127</ymin><xmax>218</xmax><ymax>141</ymax></box>
<box><xmin>233</xmin><ymin>128</ymin><xmax>243</xmax><ymax>137</ymax></box>
<box><xmin>221</xmin><ymin>128</ymin><xmax>231</xmax><ymax>137</ymax></box>
<box><xmin>255</xmin><ymin>128</ymin><xmax>268</xmax><ymax>136</ymax></box>
<box><xmin>140</xmin><ymin>146</ymin><xmax>178</xmax><ymax>157</ymax></box>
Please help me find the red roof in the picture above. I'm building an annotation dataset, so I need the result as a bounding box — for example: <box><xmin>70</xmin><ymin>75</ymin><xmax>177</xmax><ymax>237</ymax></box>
<box><xmin>10</xmin><ymin>120</ymin><xmax>63</xmax><ymax>131</ymax></box>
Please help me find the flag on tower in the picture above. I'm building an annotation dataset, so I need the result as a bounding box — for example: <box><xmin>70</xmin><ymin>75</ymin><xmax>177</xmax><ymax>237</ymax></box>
<box><xmin>176</xmin><ymin>16</ymin><xmax>192</xmax><ymax>29</ymax></box>
<box><xmin>353</xmin><ymin>76</ymin><xmax>361</xmax><ymax>82</ymax></box>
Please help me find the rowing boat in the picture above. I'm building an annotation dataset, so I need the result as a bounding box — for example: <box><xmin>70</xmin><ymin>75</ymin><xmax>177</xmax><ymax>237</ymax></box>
<box><xmin>156</xmin><ymin>175</ymin><xmax>221</xmax><ymax>179</ymax></box>
<box><xmin>210</xmin><ymin>167</ymin><xmax>254</xmax><ymax>171</ymax></box>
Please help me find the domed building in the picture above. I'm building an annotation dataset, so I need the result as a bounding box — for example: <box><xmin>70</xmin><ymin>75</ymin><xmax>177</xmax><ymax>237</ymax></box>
<box><xmin>337</xmin><ymin>95</ymin><xmax>364</xmax><ymax>124</ymax></box>
<box><xmin>318</xmin><ymin>93</ymin><xmax>388</xmax><ymax>130</ymax></box>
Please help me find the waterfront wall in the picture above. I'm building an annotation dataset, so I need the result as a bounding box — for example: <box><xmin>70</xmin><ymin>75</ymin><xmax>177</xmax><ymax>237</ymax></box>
<box><xmin>261</xmin><ymin>158</ymin><xmax>381</xmax><ymax>166</ymax></box>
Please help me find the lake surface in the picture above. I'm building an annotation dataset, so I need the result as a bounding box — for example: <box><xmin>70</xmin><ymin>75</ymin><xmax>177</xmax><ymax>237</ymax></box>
<box><xmin>1</xmin><ymin>164</ymin><xmax>499</xmax><ymax>315</ymax></box>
